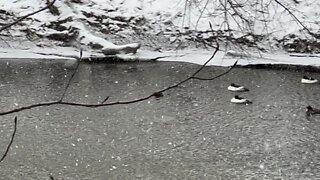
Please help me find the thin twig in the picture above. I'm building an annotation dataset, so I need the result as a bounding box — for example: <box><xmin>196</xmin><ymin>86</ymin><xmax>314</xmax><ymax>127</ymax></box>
<box><xmin>192</xmin><ymin>60</ymin><xmax>238</xmax><ymax>80</ymax></box>
<box><xmin>0</xmin><ymin>101</ymin><xmax>59</xmax><ymax>116</ymax></box>
<box><xmin>101</xmin><ymin>96</ymin><xmax>110</xmax><ymax>104</ymax></box>
<box><xmin>274</xmin><ymin>0</ymin><xmax>316</xmax><ymax>38</ymax></box>
<box><xmin>59</xmin><ymin>49</ymin><xmax>82</xmax><ymax>102</ymax></box>
<box><xmin>226</xmin><ymin>0</ymin><xmax>249</xmax><ymax>32</ymax></box>
<box><xmin>0</xmin><ymin>117</ymin><xmax>18</xmax><ymax>163</ymax></box>
<box><xmin>181</xmin><ymin>0</ymin><xmax>188</xmax><ymax>31</ymax></box>
<box><xmin>0</xmin><ymin>0</ymin><xmax>57</xmax><ymax>32</ymax></box>
<box><xmin>195</xmin><ymin>0</ymin><xmax>210</xmax><ymax>31</ymax></box>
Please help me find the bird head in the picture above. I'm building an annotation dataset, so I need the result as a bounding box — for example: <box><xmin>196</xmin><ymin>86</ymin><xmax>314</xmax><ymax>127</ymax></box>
<box><xmin>306</xmin><ymin>105</ymin><xmax>313</xmax><ymax>111</ymax></box>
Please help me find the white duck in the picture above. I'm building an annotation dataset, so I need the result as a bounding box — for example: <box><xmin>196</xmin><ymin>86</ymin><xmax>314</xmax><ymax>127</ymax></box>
<box><xmin>227</xmin><ymin>83</ymin><xmax>249</xmax><ymax>92</ymax></box>
<box><xmin>231</xmin><ymin>95</ymin><xmax>252</xmax><ymax>104</ymax></box>
<box><xmin>301</xmin><ymin>76</ymin><xmax>318</xmax><ymax>84</ymax></box>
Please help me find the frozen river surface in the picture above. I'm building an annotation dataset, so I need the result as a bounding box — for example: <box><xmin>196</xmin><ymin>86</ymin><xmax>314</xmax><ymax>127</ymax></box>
<box><xmin>0</xmin><ymin>59</ymin><xmax>320</xmax><ymax>179</ymax></box>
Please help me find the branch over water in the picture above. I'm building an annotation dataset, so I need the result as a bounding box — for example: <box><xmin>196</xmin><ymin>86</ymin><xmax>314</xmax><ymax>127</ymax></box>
<box><xmin>0</xmin><ymin>117</ymin><xmax>18</xmax><ymax>163</ymax></box>
<box><xmin>0</xmin><ymin>42</ymin><xmax>237</xmax><ymax>116</ymax></box>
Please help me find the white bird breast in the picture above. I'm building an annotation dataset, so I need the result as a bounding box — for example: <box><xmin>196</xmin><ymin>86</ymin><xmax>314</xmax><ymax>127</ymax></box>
<box><xmin>228</xmin><ymin>86</ymin><xmax>244</xmax><ymax>91</ymax></box>
<box><xmin>301</xmin><ymin>79</ymin><xmax>318</xmax><ymax>84</ymax></box>
<box><xmin>231</xmin><ymin>97</ymin><xmax>247</xmax><ymax>103</ymax></box>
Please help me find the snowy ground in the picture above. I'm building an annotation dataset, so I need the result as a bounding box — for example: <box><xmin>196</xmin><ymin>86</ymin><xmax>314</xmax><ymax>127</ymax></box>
<box><xmin>0</xmin><ymin>46</ymin><xmax>319</xmax><ymax>67</ymax></box>
<box><xmin>0</xmin><ymin>0</ymin><xmax>319</xmax><ymax>66</ymax></box>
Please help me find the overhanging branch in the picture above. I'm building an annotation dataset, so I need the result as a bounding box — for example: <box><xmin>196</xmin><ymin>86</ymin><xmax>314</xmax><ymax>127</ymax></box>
<box><xmin>0</xmin><ymin>117</ymin><xmax>17</xmax><ymax>163</ymax></box>
<box><xmin>59</xmin><ymin>49</ymin><xmax>82</xmax><ymax>102</ymax></box>
<box><xmin>0</xmin><ymin>42</ymin><xmax>237</xmax><ymax>116</ymax></box>
<box><xmin>0</xmin><ymin>22</ymin><xmax>237</xmax><ymax>118</ymax></box>
<box><xmin>0</xmin><ymin>0</ymin><xmax>57</xmax><ymax>32</ymax></box>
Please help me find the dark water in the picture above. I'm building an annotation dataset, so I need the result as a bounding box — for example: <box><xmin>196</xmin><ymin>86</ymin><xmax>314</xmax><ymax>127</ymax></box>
<box><xmin>0</xmin><ymin>59</ymin><xmax>319</xmax><ymax>179</ymax></box>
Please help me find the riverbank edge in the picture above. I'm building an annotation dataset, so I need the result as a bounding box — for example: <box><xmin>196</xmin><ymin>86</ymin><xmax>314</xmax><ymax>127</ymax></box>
<box><xmin>1</xmin><ymin>47</ymin><xmax>320</xmax><ymax>72</ymax></box>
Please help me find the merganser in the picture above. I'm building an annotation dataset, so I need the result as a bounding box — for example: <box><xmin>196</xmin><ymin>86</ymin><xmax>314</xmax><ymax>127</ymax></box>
<box><xmin>227</xmin><ymin>83</ymin><xmax>249</xmax><ymax>92</ymax></box>
<box><xmin>231</xmin><ymin>95</ymin><xmax>252</xmax><ymax>104</ymax></box>
<box><xmin>301</xmin><ymin>76</ymin><xmax>318</xmax><ymax>84</ymax></box>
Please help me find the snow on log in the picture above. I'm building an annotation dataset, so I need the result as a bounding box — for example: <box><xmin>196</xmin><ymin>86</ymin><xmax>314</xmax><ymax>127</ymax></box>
<box><xmin>76</xmin><ymin>23</ymin><xmax>141</xmax><ymax>55</ymax></box>
<box><xmin>101</xmin><ymin>43</ymin><xmax>141</xmax><ymax>55</ymax></box>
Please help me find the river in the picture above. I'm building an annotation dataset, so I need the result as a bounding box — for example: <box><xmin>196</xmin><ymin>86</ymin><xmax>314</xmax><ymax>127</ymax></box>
<box><xmin>0</xmin><ymin>59</ymin><xmax>319</xmax><ymax>179</ymax></box>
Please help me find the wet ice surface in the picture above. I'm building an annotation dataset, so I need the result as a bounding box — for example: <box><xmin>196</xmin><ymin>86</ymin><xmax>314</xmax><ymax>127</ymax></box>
<box><xmin>0</xmin><ymin>59</ymin><xmax>320</xmax><ymax>179</ymax></box>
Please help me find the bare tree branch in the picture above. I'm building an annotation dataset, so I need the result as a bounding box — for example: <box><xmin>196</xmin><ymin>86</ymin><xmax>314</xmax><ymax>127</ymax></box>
<box><xmin>274</xmin><ymin>0</ymin><xmax>317</xmax><ymax>38</ymax></box>
<box><xmin>0</xmin><ymin>0</ymin><xmax>57</xmax><ymax>32</ymax></box>
<box><xmin>0</xmin><ymin>117</ymin><xmax>17</xmax><ymax>163</ymax></box>
<box><xmin>195</xmin><ymin>0</ymin><xmax>210</xmax><ymax>31</ymax></box>
<box><xmin>0</xmin><ymin>21</ymin><xmax>238</xmax><ymax>117</ymax></box>
<box><xmin>0</xmin><ymin>101</ymin><xmax>59</xmax><ymax>116</ymax></box>
<box><xmin>59</xmin><ymin>49</ymin><xmax>82</xmax><ymax>102</ymax></box>
<box><xmin>101</xmin><ymin>96</ymin><xmax>110</xmax><ymax>104</ymax></box>
<box><xmin>0</xmin><ymin>41</ymin><xmax>237</xmax><ymax>116</ymax></box>
<box><xmin>192</xmin><ymin>60</ymin><xmax>238</xmax><ymax>80</ymax></box>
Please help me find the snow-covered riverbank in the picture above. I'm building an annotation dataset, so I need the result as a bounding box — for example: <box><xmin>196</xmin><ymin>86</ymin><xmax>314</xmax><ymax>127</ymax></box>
<box><xmin>1</xmin><ymin>46</ymin><xmax>319</xmax><ymax>68</ymax></box>
<box><xmin>0</xmin><ymin>0</ymin><xmax>319</xmax><ymax>66</ymax></box>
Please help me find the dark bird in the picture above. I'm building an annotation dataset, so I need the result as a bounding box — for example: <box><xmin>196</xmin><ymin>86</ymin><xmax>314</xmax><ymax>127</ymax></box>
<box><xmin>152</xmin><ymin>92</ymin><xmax>164</xmax><ymax>98</ymax></box>
<box><xmin>306</xmin><ymin>105</ymin><xmax>320</xmax><ymax>119</ymax></box>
